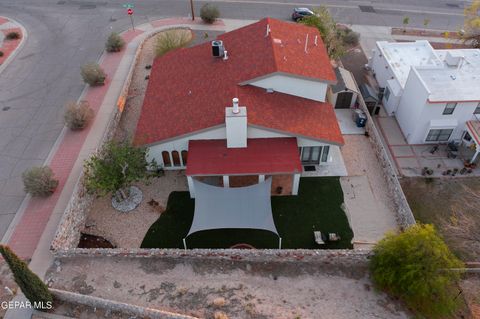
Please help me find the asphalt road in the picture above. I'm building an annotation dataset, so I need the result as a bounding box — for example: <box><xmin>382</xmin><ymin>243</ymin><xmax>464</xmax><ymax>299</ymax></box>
<box><xmin>0</xmin><ymin>0</ymin><xmax>469</xmax><ymax>239</ymax></box>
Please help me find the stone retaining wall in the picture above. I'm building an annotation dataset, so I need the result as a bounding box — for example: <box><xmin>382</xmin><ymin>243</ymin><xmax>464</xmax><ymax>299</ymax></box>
<box><xmin>48</xmin><ymin>288</ymin><xmax>199</xmax><ymax>319</ymax></box>
<box><xmin>54</xmin><ymin>247</ymin><xmax>370</xmax><ymax>263</ymax></box>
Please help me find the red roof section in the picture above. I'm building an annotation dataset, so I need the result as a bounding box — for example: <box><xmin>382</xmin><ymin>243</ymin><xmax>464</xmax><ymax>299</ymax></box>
<box><xmin>135</xmin><ymin>18</ymin><xmax>342</xmax><ymax>146</ymax></box>
<box><xmin>186</xmin><ymin>138</ymin><xmax>302</xmax><ymax>176</ymax></box>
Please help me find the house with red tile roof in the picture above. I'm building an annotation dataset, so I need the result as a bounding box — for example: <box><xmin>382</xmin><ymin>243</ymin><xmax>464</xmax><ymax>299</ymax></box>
<box><xmin>135</xmin><ymin>18</ymin><xmax>346</xmax><ymax>197</ymax></box>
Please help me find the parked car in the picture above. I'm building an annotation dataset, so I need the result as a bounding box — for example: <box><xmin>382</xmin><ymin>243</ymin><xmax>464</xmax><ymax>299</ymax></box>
<box><xmin>291</xmin><ymin>7</ymin><xmax>314</xmax><ymax>22</ymax></box>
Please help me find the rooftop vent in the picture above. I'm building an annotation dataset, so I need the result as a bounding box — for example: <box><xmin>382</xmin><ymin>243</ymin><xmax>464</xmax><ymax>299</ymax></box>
<box><xmin>212</xmin><ymin>40</ymin><xmax>225</xmax><ymax>58</ymax></box>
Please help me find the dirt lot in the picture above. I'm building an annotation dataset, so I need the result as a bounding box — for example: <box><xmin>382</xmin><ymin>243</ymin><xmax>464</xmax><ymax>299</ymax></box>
<box><xmin>46</xmin><ymin>256</ymin><xmax>411</xmax><ymax>319</ymax></box>
<box><xmin>400</xmin><ymin>177</ymin><xmax>480</xmax><ymax>261</ymax></box>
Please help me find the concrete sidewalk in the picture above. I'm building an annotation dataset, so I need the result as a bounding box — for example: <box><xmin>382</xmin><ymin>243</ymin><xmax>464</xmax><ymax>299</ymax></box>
<box><xmin>4</xmin><ymin>17</ymin><xmax>233</xmax><ymax>319</ymax></box>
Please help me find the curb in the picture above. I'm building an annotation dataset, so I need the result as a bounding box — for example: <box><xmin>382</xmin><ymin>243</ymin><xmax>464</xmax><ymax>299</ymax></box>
<box><xmin>0</xmin><ymin>16</ymin><xmax>28</xmax><ymax>75</ymax></box>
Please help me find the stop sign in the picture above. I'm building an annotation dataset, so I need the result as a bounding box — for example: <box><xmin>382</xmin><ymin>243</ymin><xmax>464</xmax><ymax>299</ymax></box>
<box><xmin>127</xmin><ymin>8</ymin><xmax>133</xmax><ymax>15</ymax></box>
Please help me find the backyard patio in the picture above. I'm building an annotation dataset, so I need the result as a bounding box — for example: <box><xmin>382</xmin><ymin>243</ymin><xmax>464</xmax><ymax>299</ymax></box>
<box><xmin>141</xmin><ymin>177</ymin><xmax>353</xmax><ymax>249</ymax></box>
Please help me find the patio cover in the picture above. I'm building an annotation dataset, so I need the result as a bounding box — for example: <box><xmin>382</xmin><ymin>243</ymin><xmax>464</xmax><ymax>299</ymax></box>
<box><xmin>183</xmin><ymin>178</ymin><xmax>281</xmax><ymax>249</ymax></box>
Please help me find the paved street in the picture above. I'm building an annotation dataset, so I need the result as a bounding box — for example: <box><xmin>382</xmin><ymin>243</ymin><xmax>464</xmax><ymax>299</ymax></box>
<box><xmin>0</xmin><ymin>0</ymin><xmax>470</xmax><ymax>240</ymax></box>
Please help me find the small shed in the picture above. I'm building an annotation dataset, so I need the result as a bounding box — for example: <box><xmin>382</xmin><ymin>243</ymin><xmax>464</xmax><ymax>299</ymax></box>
<box><xmin>359</xmin><ymin>83</ymin><xmax>379</xmax><ymax>114</ymax></box>
<box><xmin>330</xmin><ymin>67</ymin><xmax>359</xmax><ymax>109</ymax></box>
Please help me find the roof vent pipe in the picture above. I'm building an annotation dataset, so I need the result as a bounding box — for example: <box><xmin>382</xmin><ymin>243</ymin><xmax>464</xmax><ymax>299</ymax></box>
<box><xmin>232</xmin><ymin>98</ymin><xmax>239</xmax><ymax>114</ymax></box>
<box><xmin>314</xmin><ymin>35</ymin><xmax>318</xmax><ymax>46</ymax></box>
<box><xmin>265</xmin><ymin>24</ymin><xmax>270</xmax><ymax>37</ymax></box>
<box><xmin>223</xmin><ymin>50</ymin><xmax>228</xmax><ymax>60</ymax></box>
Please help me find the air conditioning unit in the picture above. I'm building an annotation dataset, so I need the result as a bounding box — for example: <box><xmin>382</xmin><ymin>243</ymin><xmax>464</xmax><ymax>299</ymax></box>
<box><xmin>211</xmin><ymin>40</ymin><xmax>225</xmax><ymax>58</ymax></box>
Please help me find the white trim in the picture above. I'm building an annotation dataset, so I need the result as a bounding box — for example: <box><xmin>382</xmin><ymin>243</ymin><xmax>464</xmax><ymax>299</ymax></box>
<box><xmin>292</xmin><ymin>174</ymin><xmax>301</xmax><ymax>195</ymax></box>
<box><xmin>223</xmin><ymin>175</ymin><xmax>230</xmax><ymax>188</ymax></box>
<box><xmin>187</xmin><ymin>176</ymin><xmax>195</xmax><ymax>198</ymax></box>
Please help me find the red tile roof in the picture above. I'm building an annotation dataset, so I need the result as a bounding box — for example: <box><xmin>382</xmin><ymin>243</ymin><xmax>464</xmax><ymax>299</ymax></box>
<box><xmin>135</xmin><ymin>18</ymin><xmax>343</xmax><ymax>146</ymax></box>
<box><xmin>186</xmin><ymin>138</ymin><xmax>302</xmax><ymax>176</ymax></box>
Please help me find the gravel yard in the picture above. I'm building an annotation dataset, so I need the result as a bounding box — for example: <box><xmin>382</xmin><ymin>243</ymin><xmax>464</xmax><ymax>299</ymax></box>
<box><xmin>83</xmin><ymin>171</ymin><xmax>187</xmax><ymax>248</ymax></box>
<box><xmin>47</xmin><ymin>256</ymin><xmax>411</xmax><ymax>319</ymax></box>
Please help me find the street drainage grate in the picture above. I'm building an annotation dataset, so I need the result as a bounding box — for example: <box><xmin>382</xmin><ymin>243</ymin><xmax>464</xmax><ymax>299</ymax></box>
<box><xmin>359</xmin><ymin>5</ymin><xmax>376</xmax><ymax>13</ymax></box>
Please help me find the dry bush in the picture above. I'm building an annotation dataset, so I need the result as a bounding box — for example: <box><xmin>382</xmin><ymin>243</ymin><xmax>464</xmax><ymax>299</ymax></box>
<box><xmin>440</xmin><ymin>184</ymin><xmax>480</xmax><ymax>259</ymax></box>
<box><xmin>22</xmin><ymin>166</ymin><xmax>58</xmax><ymax>197</ymax></box>
<box><xmin>155</xmin><ymin>29</ymin><xmax>192</xmax><ymax>57</ymax></box>
<box><xmin>80</xmin><ymin>63</ymin><xmax>106</xmax><ymax>86</ymax></box>
<box><xmin>5</xmin><ymin>31</ymin><xmax>20</xmax><ymax>40</ymax></box>
<box><xmin>213</xmin><ymin>311</ymin><xmax>229</xmax><ymax>319</ymax></box>
<box><xmin>200</xmin><ymin>3</ymin><xmax>220</xmax><ymax>24</ymax></box>
<box><xmin>105</xmin><ymin>32</ymin><xmax>125</xmax><ymax>52</ymax></box>
<box><xmin>64</xmin><ymin>100</ymin><xmax>94</xmax><ymax>130</ymax></box>
<box><xmin>212</xmin><ymin>297</ymin><xmax>226</xmax><ymax>308</ymax></box>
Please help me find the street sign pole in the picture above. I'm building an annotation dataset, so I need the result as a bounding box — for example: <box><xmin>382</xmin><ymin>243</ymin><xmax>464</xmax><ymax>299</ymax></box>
<box><xmin>127</xmin><ymin>7</ymin><xmax>135</xmax><ymax>30</ymax></box>
<box><xmin>189</xmin><ymin>0</ymin><xmax>195</xmax><ymax>21</ymax></box>
<box><xmin>130</xmin><ymin>14</ymin><xmax>135</xmax><ymax>30</ymax></box>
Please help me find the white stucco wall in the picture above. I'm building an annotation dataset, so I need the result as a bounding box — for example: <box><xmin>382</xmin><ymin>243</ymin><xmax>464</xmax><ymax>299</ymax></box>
<box><xmin>370</xmin><ymin>47</ymin><xmax>396</xmax><ymax>89</ymax></box>
<box><xmin>395</xmin><ymin>69</ymin><xmax>430</xmax><ymax>144</ymax></box>
<box><xmin>248</xmin><ymin>74</ymin><xmax>328</xmax><ymax>102</ymax></box>
<box><xmin>383</xmin><ymin>81</ymin><xmax>402</xmax><ymax>116</ymax></box>
<box><xmin>148</xmin><ymin>125</ymin><xmax>336</xmax><ymax>168</ymax></box>
<box><xmin>226</xmin><ymin>106</ymin><xmax>247</xmax><ymax>148</ymax></box>
<box><xmin>396</xmin><ymin>69</ymin><xmax>480</xmax><ymax>144</ymax></box>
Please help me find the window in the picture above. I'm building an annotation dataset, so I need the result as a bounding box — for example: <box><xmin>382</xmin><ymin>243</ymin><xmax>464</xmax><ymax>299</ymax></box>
<box><xmin>384</xmin><ymin>87</ymin><xmax>391</xmax><ymax>102</ymax></box>
<box><xmin>162</xmin><ymin>151</ymin><xmax>171</xmax><ymax>167</ymax></box>
<box><xmin>463</xmin><ymin>131</ymin><xmax>472</xmax><ymax>142</ymax></box>
<box><xmin>301</xmin><ymin>146</ymin><xmax>321</xmax><ymax>164</ymax></box>
<box><xmin>474</xmin><ymin>103</ymin><xmax>480</xmax><ymax>115</ymax></box>
<box><xmin>321</xmin><ymin>146</ymin><xmax>330</xmax><ymax>162</ymax></box>
<box><xmin>172</xmin><ymin>151</ymin><xmax>181</xmax><ymax>167</ymax></box>
<box><xmin>300</xmin><ymin>146</ymin><xmax>330</xmax><ymax>164</ymax></box>
<box><xmin>181</xmin><ymin>150</ymin><xmax>188</xmax><ymax>166</ymax></box>
<box><xmin>425</xmin><ymin>129</ymin><xmax>453</xmax><ymax>142</ymax></box>
<box><xmin>443</xmin><ymin>102</ymin><xmax>457</xmax><ymax>115</ymax></box>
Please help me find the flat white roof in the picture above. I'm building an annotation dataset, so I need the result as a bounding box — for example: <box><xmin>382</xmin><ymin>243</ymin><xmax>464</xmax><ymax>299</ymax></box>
<box><xmin>377</xmin><ymin>40</ymin><xmax>443</xmax><ymax>87</ymax></box>
<box><xmin>377</xmin><ymin>41</ymin><xmax>480</xmax><ymax>102</ymax></box>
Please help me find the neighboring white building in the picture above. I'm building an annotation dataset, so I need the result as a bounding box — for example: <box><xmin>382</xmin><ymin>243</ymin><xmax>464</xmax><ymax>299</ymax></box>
<box><xmin>369</xmin><ymin>40</ymin><xmax>480</xmax><ymax>145</ymax></box>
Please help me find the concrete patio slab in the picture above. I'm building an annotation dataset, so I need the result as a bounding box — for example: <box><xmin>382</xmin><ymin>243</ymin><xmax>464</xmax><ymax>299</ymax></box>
<box><xmin>376</xmin><ymin>116</ymin><xmax>407</xmax><ymax>145</ymax></box>
<box><xmin>335</xmin><ymin>109</ymin><xmax>366</xmax><ymax>135</ymax></box>
<box><xmin>391</xmin><ymin>145</ymin><xmax>415</xmax><ymax>157</ymax></box>
<box><xmin>340</xmin><ymin>175</ymin><xmax>398</xmax><ymax>248</ymax></box>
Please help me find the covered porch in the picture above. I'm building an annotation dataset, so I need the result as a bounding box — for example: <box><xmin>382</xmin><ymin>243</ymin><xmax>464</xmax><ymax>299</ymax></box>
<box><xmin>185</xmin><ymin>138</ymin><xmax>302</xmax><ymax>197</ymax></box>
<box><xmin>464</xmin><ymin>120</ymin><xmax>480</xmax><ymax>165</ymax></box>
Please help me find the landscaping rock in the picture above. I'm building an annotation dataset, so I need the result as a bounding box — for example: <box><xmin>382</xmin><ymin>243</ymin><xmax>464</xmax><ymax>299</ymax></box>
<box><xmin>111</xmin><ymin>186</ymin><xmax>143</xmax><ymax>213</ymax></box>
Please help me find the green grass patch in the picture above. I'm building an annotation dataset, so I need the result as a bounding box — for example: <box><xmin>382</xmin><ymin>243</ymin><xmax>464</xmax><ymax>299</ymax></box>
<box><xmin>141</xmin><ymin>177</ymin><xmax>353</xmax><ymax>249</ymax></box>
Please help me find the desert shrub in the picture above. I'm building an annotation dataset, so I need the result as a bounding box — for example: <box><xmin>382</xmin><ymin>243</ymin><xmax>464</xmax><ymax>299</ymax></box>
<box><xmin>200</xmin><ymin>3</ymin><xmax>220</xmax><ymax>24</ymax></box>
<box><xmin>80</xmin><ymin>63</ymin><xmax>106</xmax><ymax>86</ymax></box>
<box><xmin>155</xmin><ymin>29</ymin><xmax>192</xmax><ymax>57</ymax></box>
<box><xmin>64</xmin><ymin>100</ymin><xmax>94</xmax><ymax>130</ymax></box>
<box><xmin>22</xmin><ymin>166</ymin><xmax>59</xmax><ymax>197</ymax></box>
<box><xmin>342</xmin><ymin>29</ymin><xmax>360</xmax><ymax>46</ymax></box>
<box><xmin>0</xmin><ymin>245</ymin><xmax>53</xmax><ymax>308</ymax></box>
<box><xmin>105</xmin><ymin>32</ymin><xmax>125</xmax><ymax>52</ymax></box>
<box><xmin>5</xmin><ymin>31</ymin><xmax>20</xmax><ymax>40</ymax></box>
<box><xmin>370</xmin><ymin>224</ymin><xmax>464</xmax><ymax>318</ymax></box>
<box><xmin>0</xmin><ymin>51</ymin><xmax>4</xmax><ymax>57</ymax></box>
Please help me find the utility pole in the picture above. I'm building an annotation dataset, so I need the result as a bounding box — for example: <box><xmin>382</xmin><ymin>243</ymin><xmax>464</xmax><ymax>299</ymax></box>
<box><xmin>189</xmin><ymin>0</ymin><xmax>195</xmax><ymax>21</ymax></box>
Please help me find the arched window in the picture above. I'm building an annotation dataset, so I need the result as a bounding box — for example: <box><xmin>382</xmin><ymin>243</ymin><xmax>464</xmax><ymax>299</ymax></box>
<box><xmin>162</xmin><ymin>151</ymin><xmax>171</xmax><ymax>167</ymax></box>
<box><xmin>172</xmin><ymin>151</ymin><xmax>181</xmax><ymax>167</ymax></box>
<box><xmin>181</xmin><ymin>150</ymin><xmax>188</xmax><ymax>166</ymax></box>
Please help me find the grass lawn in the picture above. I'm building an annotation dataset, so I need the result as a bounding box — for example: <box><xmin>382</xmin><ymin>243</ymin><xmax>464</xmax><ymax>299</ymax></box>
<box><xmin>141</xmin><ymin>177</ymin><xmax>353</xmax><ymax>249</ymax></box>
<box><xmin>401</xmin><ymin>177</ymin><xmax>480</xmax><ymax>260</ymax></box>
